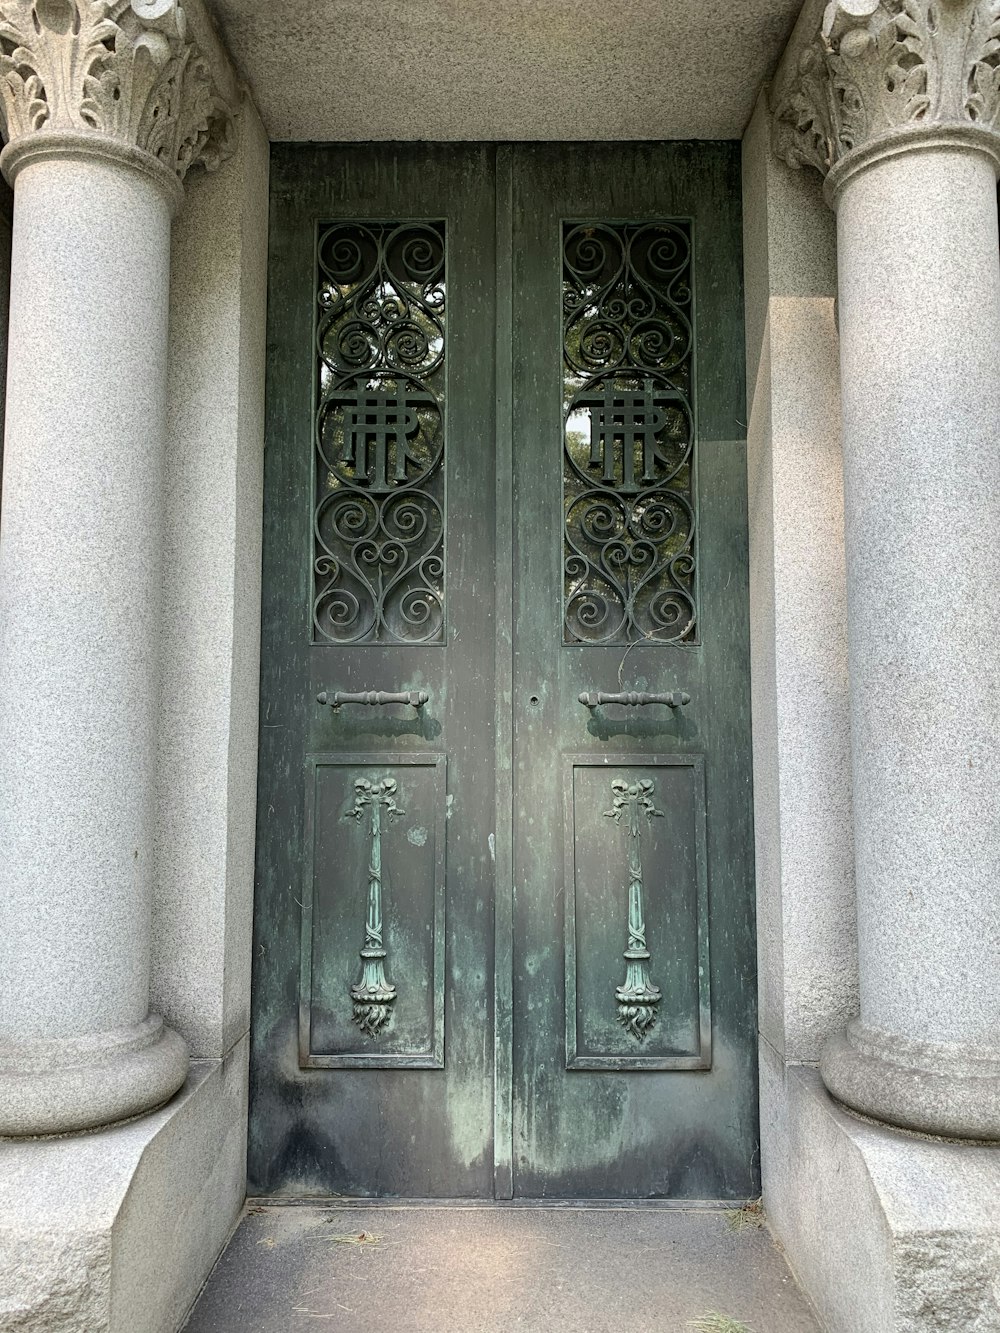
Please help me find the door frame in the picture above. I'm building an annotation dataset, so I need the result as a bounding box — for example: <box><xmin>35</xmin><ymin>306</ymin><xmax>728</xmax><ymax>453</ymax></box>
<box><xmin>250</xmin><ymin>142</ymin><xmax>758</xmax><ymax>1201</ymax></box>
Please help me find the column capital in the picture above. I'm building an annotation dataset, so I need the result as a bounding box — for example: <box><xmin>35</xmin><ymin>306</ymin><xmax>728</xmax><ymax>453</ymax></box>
<box><xmin>0</xmin><ymin>0</ymin><xmax>235</xmax><ymax>207</ymax></box>
<box><xmin>772</xmin><ymin>0</ymin><xmax>1000</xmax><ymax>200</ymax></box>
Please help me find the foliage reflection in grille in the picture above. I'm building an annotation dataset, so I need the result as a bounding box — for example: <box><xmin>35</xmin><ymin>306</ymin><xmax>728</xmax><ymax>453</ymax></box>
<box><xmin>563</xmin><ymin>221</ymin><xmax>696</xmax><ymax>645</ymax></box>
<box><xmin>314</xmin><ymin>221</ymin><xmax>446</xmax><ymax>644</ymax></box>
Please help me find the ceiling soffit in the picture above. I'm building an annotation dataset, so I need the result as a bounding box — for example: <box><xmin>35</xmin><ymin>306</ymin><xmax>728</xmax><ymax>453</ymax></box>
<box><xmin>204</xmin><ymin>0</ymin><xmax>803</xmax><ymax>142</ymax></box>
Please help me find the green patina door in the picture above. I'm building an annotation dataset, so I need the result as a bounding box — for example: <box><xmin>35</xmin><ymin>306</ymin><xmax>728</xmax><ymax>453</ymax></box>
<box><xmin>250</xmin><ymin>143</ymin><xmax>756</xmax><ymax>1201</ymax></box>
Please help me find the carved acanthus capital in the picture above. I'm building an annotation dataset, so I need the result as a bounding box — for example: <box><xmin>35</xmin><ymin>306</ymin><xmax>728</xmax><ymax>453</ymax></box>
<box><xmin>0</xmin><ymin>0</ymin><xmax>234</xmax><ymax>186</ymax></box>
<box><xmin>773</xmin><ymin>0</ymin><xmax>1000</xmax><ymax>182</ymax></box>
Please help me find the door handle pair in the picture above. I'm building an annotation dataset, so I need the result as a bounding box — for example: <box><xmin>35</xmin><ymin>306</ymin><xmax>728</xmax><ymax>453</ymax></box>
<box><xmin>316</xmin><ymin>688</ymin><xmax>690</xmax><ymax>712</ymax></box>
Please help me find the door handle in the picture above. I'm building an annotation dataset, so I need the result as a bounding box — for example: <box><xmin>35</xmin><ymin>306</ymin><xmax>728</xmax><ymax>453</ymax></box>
<box><xmin>317</xmin><ymin>689</ymin><xmax>430</xmax><ymax>710</ymax></box>
<box><xmin>578</xmin><ymin>690</ymin><xmax>690</xmax><ymax>710</ymax></box>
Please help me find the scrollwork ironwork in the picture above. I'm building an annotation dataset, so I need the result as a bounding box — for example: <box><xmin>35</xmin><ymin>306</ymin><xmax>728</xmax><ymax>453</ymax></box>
<box><xmin>563</xmin><ymin>221</ymin><xmax>697</xmax><ymax>645</ymax></box>
<box><xmin>314</xmin><ymin>221</ymin><xmax>446</xmax><ymax>644</ymax></box>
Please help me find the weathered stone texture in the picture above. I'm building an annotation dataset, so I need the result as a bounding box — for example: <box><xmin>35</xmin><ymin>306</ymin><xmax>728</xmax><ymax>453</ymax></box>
<box><xmin>761</xmin><ymin>1052</ymin><xmax>1000</xmax><ymax>1333</ymax></box>
<box><xmin>0</xmin><ymin>1231</ymin><xmax>110</xmax><ymax>1332</ymax></box>
<box><xmin>896</xmin><ymin>1234</ymin><xmax>1000</xmax><ymax>1332</ymax></box>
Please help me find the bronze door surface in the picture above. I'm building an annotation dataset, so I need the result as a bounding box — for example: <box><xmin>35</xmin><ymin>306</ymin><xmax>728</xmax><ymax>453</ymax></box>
<box><xmin>506</xmin><ymin>144</ymin><xmax>756</xmax><ymax>1198</ymax></box>
<box><xmin>250</xmin><ymin>143</ymin><xmax>756</xmax><ymax>1200</ymax></box>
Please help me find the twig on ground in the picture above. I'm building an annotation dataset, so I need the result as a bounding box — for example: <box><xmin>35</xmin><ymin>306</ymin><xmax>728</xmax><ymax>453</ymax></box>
<box><xmin>688</xmin><ymin>1315</ymin><xmax>755</xmax><ymax>1333</ymax></box>
<box><xmin>724</xmin><ymin>1198</ymin><xmax>765</xmax><ymax>1233</ymax></box>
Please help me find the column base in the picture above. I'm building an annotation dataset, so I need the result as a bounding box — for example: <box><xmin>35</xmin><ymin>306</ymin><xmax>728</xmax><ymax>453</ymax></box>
<box><xmin>821</xmin><ymin>1019</ymin><xmax>1000</xmax><ymax>1141</ymax></box>
<box><xmin>761</xmin><ymin>1040</ymin><xmax>1000</xmax><ymax>1333</ymax></box>
<box><xmin>0</xmin><ymin>1015</ymin><xmax>188</xmax><ymax>1137</ymax></box>
<box><xmin>0</xmin><ymin>1041</ymin><xmax>247</xmax><ymax>1333</ymax></box>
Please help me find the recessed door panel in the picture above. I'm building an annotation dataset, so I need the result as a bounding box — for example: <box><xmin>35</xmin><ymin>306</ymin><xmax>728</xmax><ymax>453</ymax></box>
<box><xmin>564</xmin><ymin>754</ymin><xmax>710</xmax><ymax>1072</ymax></box>
<box><xmin>301</xmin><ymin>754</ymin><xmax>446</xmax><ymax>1069</ymax></box>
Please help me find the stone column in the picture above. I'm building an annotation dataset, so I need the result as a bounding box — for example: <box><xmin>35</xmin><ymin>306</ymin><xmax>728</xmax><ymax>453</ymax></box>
<box><xmin>774</xmin><ymin>0</ymin><xmax>1000</xmax><ymax>1139</ymax></box>
<box><xmin>0</xmin><ymin>0</ymin><xmax>233</xmax><ymax>1135</ymax></box>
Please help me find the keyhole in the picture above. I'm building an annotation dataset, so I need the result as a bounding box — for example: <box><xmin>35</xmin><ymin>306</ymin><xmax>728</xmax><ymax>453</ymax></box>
<box><xmin>529</xmin><ymin>694</ymin><xmax>540</xmax><ymax>708</ymax></box>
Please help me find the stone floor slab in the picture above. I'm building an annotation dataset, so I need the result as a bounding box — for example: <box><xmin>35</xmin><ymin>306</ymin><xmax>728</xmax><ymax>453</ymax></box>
<box><xmin>183</xmin><ymin>1204</ymin><xmax>824</xmax><ymax>1332</ymax></box>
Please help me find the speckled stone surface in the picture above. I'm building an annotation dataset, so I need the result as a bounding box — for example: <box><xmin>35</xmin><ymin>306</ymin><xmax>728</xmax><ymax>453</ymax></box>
<box><xmin>742</xmin><ymin>94</ymin><xmax>857</xmax><ymax>1067</ymax></box>
<box><xmin>762</xmin><ymin>1050</ymin><xmax>1000</xmax><ymax>1333</ymax></box>
<box><xmin>0</xmin><ymin>185</ymin><xmax>11</xmax><ymax>507</ymax></box>
<box><xmin>742</xmin><ymin>93</ymin><xmax>838</xmax><ymax>393</ymax></box>
<box><xmin>204</xmin><ymin>0</ymin><xmax>803</xmax><ymax>142</ymax></box>
<box><xmin>150</xmin><ymin>102</ymin><xmax>269</xmax><ymax>1062</ymax></box>
<box><xmin>828</xmin><ymin>142</ymin><xmax>1000</xmax><ymax>1132</ymax></box>
<box><xmin>0</xmin><ymin>1045</ymin><xmax>248</xmax><ymax>1333</ymax></box>
<box><xmin>0</xmin><ymin>148</ymin><xmax>188</xmax><ymax>1130</ymax></box>
<box><xmin>184</xmin><ymin>1203</ymin><xmax>823</xmax><ymax>1333</ymax></box>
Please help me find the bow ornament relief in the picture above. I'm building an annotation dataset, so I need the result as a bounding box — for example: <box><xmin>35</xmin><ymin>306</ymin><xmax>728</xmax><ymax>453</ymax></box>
<box><xmin>0</xmin><ymin>0</ymin><xmax>232</xmax><ymax>179</ymax></box>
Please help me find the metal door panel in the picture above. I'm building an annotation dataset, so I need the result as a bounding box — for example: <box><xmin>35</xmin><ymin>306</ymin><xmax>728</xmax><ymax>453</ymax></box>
<box><xmin>250</xmin><ymin>145</ymin><xmax>497</xmax><ymax>1198</ymax></box>
<box><xmin>509</xmin><ymin>143</ymin><xmax>757</xmax><ymax>1199</ymax></box>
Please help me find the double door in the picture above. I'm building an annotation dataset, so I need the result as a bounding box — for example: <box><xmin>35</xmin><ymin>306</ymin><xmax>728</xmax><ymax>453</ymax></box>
<box><xmin>249</xmin><ymin>143</ymin><xmax>756</xmax><ymax>1199</ymax></box>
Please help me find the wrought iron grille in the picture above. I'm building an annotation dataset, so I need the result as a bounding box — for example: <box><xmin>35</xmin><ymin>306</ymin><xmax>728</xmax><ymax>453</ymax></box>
<box><xmin>563</xmin><ymin>221</ymin><xmax>697</xmax><ymax>645</ymax></box>
<box><xmin>313</xmin><ymin>221</ymin><xmax>446</xmax><ymax>644</ymax></box>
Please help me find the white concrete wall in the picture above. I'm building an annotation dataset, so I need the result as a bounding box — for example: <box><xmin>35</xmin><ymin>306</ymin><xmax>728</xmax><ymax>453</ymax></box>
<box><xmin>742</xmin><ymin>92</ymin><xmax>857</xmax><ymax>1069</ymax></box>
<box><xmin>151</xmin><ymin>101</ymin><xmax>269</xmax><ymax>1065</ymax></box>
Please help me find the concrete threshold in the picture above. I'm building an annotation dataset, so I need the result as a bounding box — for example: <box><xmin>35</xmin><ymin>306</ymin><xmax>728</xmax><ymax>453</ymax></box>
<box><xmin>183</xmin><ymin>1202</ymin><xmax>824</xmax><ymax>1332</ymax></box>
